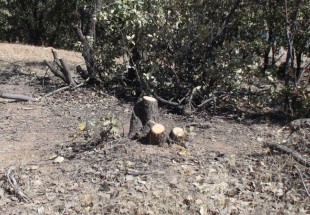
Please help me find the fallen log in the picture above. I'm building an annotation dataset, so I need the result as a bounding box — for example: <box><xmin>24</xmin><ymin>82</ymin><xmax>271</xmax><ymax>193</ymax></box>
<box><xmin>0</xmin><ymin>92</ymin><xmax>38</xmax><ymax>102</ymax></box>
<box><xmin>264</xmin><ymin>142</ymin><xmax>310</xmax><ymax>167</ymax></box>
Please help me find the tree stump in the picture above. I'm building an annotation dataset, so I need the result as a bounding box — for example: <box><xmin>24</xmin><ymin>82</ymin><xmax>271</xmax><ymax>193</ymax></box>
<box><xmin>169</xmin><ymin>127</ymin><xmax>186</xmax><ymax>145</ymax></box>
<box><xmin>148</xmin><ymin>123</ymin><xmax>166</xmax><ymax>146</ymax></box>
<box><xmin>128</xmin><ymin>96</ymin><xmax>159</xmax><ymax>139</ymax></box>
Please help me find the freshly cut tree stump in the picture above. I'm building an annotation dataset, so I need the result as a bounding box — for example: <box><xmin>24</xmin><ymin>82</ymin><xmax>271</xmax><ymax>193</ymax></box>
<box><xmin>148</xmin><ymin>123</ymin><xmax>166</xmax><ymax>146</ymax></box>
<box><xmin>169</xmin><ymin>127</ymin><xmax>186</xmax><ymax>145</ymax></box>
<box><xmin>128</xmin><ymin>96</ymin><xmax>159</xmax><ymax>139</ymax></box>
<box><xmin>143</xmin><ymin>96</ymin><xmax>159</xmax><ymax>126</ymax></box>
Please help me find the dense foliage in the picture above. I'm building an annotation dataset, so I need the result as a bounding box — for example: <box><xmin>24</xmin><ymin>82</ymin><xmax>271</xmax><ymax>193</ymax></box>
<box><xmin>0</xmin><ymin>0</ymin><xmax>309</xmax><ymax>116</ymax></box>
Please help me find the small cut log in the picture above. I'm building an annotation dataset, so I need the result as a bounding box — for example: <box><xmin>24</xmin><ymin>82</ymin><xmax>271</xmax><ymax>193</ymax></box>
<box><xmin>148</xmin><ymin>123</ymin><xmax>166</xmax><ymax>146</ymax></box>
<box><xmin>169</xmin><ymin>127</ymin><xmax>186</xmax><ymax>145</ymax></box>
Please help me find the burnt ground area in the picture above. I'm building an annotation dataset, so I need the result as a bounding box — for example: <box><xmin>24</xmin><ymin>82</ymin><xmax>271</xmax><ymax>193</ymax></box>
<box><xmin>0</xmin><ymin>43</ymin><xmax>309</xmax><ymax>214</ymax></box>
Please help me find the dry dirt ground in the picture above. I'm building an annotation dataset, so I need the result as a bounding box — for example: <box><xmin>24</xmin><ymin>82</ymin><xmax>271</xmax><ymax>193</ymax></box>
<box><xmin>0</xmin><ymin>43</ymin><xmax>309</xmax><ymax>215</ymax></box>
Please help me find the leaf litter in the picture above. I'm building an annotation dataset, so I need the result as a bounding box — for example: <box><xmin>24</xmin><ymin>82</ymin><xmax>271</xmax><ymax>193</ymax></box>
<box><xmin>0</xmin><ymin>44</ymin><xmax>309</xmax><ymax>214</ymax></box>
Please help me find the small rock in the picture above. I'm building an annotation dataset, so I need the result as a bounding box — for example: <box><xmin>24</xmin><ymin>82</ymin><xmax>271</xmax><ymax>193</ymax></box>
<box><xmin>0</xmin><ymin>188</ymin><xmax>4</xmax><ymax>198</ymax></box>
<box><xmin>126</xmin><ymin>175</ymin><xmax>134</xmax><ymax>182</ymax></box>
<box><xmin>33</xmin><ymin>179</ymin><xmax>43</xmax><ymax>187</ymax></box>
<box><xmin>199</xmin><ymin>204</ymin><xmax>207</xmax><ymax>215</ymax></box>
<box><xmin>195</xmin><ymin>199</ymin><xmax>203</xmax><ymax>205</ymax></box>
<box><xmin>257</xmin><ymin>137</ymin><xmax>264</xmax><ymax>142</ymax></box>
<box><xmin>146</xmin><ymin>210</ymin><xmax>155</xmax><ymax>215</ymax></box>
<box><xmin>126</xmin><ymin>201</ymin><xmax>137</xmax><ymax>211</ymax></box>
<box><xmin>79</xmin><ymin>194</ymin><xmax>93</xmax><ymax>207</ymax></box>
<box><xmin>152</xmin><ymin>190</ymin><xmax>161</xmax><ymax>198</ymax></box>
<box><xmin>169</xmin><ymin>177</ymin><xmax>178</xmax><ymax>188</ymax></box>
<box><xmin>196</xmin><ymin>175</ymin><xmax>204</xmax><ymax>182</ymax></box>
<box><xmin>37</xmin><ymin>206</ymin><xmax>45</xmax><ymax>214</ymax></box>
<box><xmin>53</xmin><ymin>156</ymin><xmax>64</xmax><ymax>163</ymax></box>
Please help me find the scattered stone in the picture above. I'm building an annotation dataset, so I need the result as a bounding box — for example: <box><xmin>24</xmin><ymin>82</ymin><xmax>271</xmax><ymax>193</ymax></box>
<box><xmin>79</xmin><ymin>194</ymin><xmax>94</xmax><ymax>207</ymax></box>
<box><xmin>37</xmin><ymin>206</ymin><xmax>45</xmax><ymax>214</ymax></box>
<box><xmin>53</xmin><ymin>156</ymin><xmax>64</xmax><ymax>163</ymax></box>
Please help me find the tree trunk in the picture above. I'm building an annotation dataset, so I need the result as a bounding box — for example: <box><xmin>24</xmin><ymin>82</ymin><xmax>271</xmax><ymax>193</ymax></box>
<box><xmin>74</xmin><ymin>0</ymin><xmax>102</xmax><ymax>81</ymax></box>
<box><xmin>128</xmin><ymin>96</ymin><xmax>159</xmax><ymax>139</ymax></box>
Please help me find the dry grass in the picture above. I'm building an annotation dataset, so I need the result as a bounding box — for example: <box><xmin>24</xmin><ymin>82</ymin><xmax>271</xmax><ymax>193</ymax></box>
<box><xmin>0</xmin><ymin>42</ymin><xmax>84</xmax><ymax>65</ymax></box>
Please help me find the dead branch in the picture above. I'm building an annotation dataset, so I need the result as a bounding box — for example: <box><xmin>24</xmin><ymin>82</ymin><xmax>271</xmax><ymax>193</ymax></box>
<box><xmin>294</xmin><ymin>165</ymin><xmax>310</xmax><ymax>197</ymax></box>
<box><xmin>44</xmin><ymin>86</ymin><xmax>71</xmax><ymax>97</ymax></box>
<box><xmin>43</xmin><ymin>60</ymin><xmax>66</xmax><ymax>82</ymax></box>
<box><xmin>44</xmin><ymin>81</ymin><xmax>86</xmax><ymax>98</ymax></box>
<box><xmin>185</xmin><ymin>122</ymin><xmax>211</xmax><ymax>129</ymax></box>
<box><xmin>51</xmin><ymin>49</ymin><xmax>62</xmax><ymax>68</ymax></box>
<box><xmin>197</xmin><ymin>94</ymin><xmax>226</xmax><ymax>108</ymax></box>
<box><xmin>0</xmin><ymin>92</ymin><xmax>38</xmax><ymax>102</ymax></box>
<box><xmin>126</xmin><ymin>169</ymin><xmax>155</xmax><ymax>176</ymax></box>
<box><xmin>5</xmin><ymin>167</ymin><xmax>31</xmax><ymax>202</ymax></box>
<box><xmin>59</xmin><ymin>58</ymin><xmax>76</xmax><ymax>86</ymax></box>
<box><xmin>44</xmin><ymin>50</ymin><xmax>77</xmax><ymax>86</ymax></box>
<box><xmin>264</xmin><ymin>142</ymin><xmax>310</xmax><ymax>167</ymax></box>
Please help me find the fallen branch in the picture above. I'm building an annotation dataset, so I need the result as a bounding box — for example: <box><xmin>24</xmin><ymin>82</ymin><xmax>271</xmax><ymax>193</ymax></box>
<box><xmin>185</xmin><ymin>122</ymin><xmax>211</xmax><ymax>129</ymax></box>
<box><xmin>197</xmin><ymin>94</ymin><xmax>227</xmax><ymax>108</ymax></box>
<box><xmin>264</xmin><ymin>142</ymin><xmax>310</xmax><ymax>167</ymax></box>
<box><xmin>126</xmin><ymin>169</ymin><xmax>156</xmax><ymax>176</ymax></box>
<box><xmin>5</xmin><ymin>167</ymin><xmax>32</xmax><ymax>202</ymax></box>
<box><xmin>294</xmin><ymin>165</ymin><xmax>310</xmax><ymax>197</ymax></box>
<box><xmin>44</xmin><ymin>81</ymin><xmax>86</xmax><ymax>98</ymax></box>
<box><xmin>0</xmin><ymin>92</ymin><xmax>38</xmax><ymax>102</ymax></box>
<box><xmin>44</xmin><ymin>86</ymin><xmax>71</xmax><ymax>98</ymax></box>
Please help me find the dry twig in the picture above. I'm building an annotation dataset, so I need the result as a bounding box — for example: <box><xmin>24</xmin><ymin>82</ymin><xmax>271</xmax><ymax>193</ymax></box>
<box><xmin>5</xmin><ymin>167</ymin><xmax>31</xmax><ymax>202</ymax></box>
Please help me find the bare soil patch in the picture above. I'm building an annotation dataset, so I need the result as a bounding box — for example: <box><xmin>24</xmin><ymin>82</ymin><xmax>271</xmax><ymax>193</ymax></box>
<box><xmin>0</xmin><ymin>43</ymin><xmax>309</xmax><ymax>214</ymax></box>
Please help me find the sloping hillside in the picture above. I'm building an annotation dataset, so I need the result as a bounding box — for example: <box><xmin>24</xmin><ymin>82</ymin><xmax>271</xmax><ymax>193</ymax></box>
<box><xmin>0</xmin><ymin>43</ymin><xmax>309</xmax><ymax>214</ymax></box>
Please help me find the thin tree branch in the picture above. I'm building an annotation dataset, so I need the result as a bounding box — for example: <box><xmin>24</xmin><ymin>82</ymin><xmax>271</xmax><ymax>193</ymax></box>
<box><xmin>294</xmin><ymin>165</ymin><xmax>310</xmax><ymax>198</ymax></box>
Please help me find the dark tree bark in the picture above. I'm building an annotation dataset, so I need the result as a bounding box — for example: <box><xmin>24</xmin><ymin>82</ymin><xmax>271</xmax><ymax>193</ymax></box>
<box><xmin>283</xmin><ymin>0</ymin><xmax>302</xmax><ymax>112</ymax></box>
<box><xmin>128</xmin><ymin>96</ymin><xmax>159</xmax><ymax>139</ymax></box>
<box><xmin>74</xmin><ymin>0</ymin><xmax>102</xmax><ymax>82</ymax></box>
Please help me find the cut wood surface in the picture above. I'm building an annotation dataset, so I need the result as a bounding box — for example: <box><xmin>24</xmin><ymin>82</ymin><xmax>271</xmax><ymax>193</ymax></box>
<box><xmin>169</xmin><ymin>127</ymin><xmax>186</xmax><ymax>145</ymax></box>
<box><xmin>143</xmin><ymin>96</ymin><xmax>159</xmax><ymax>126</ymax></box>
<box><xmin>148</xmin><ymin>123</ymin><xmax>166</xmax><ymax>146</ymax></box>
